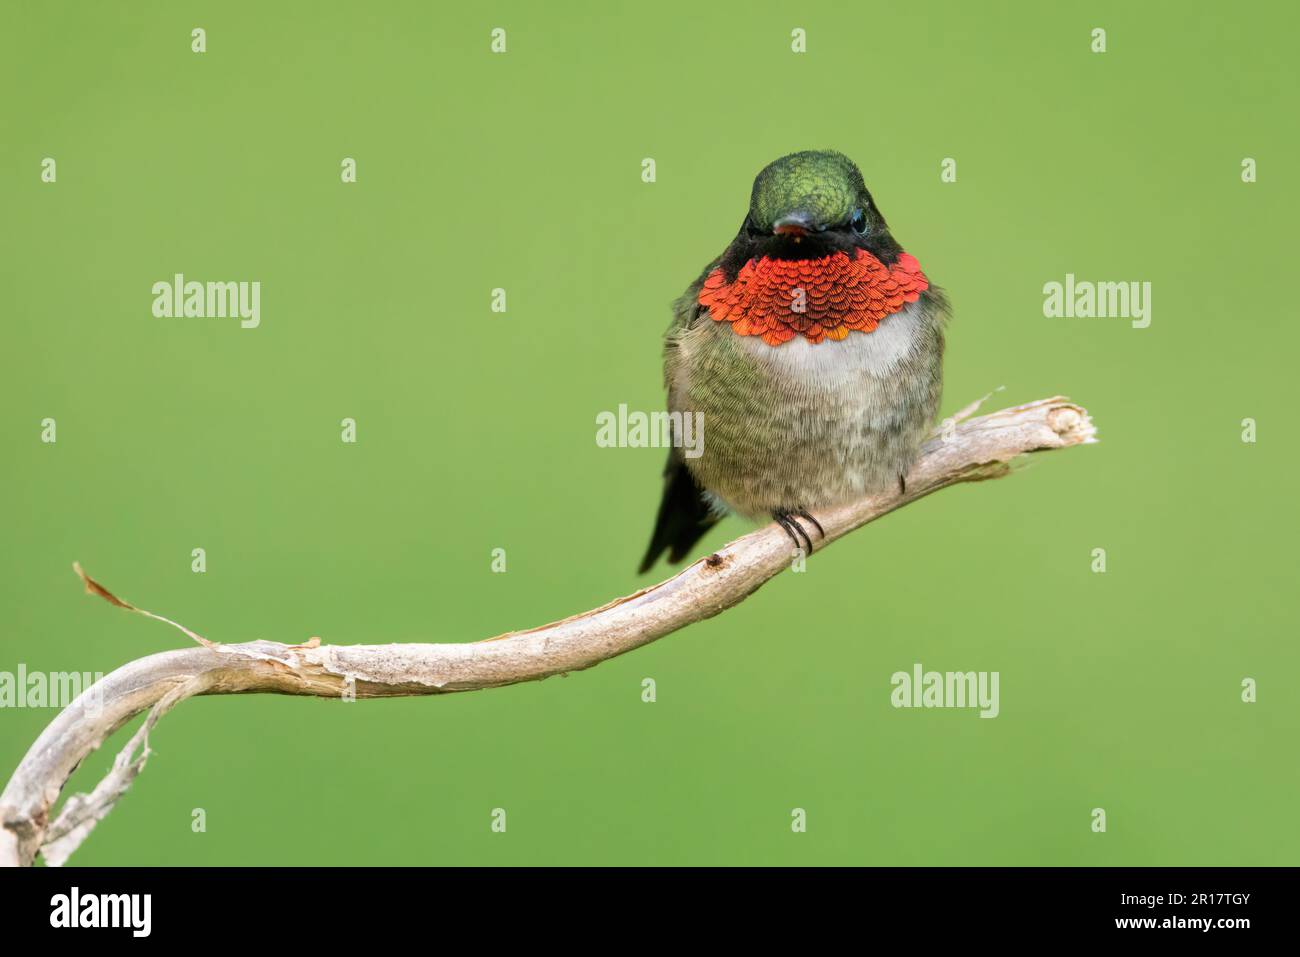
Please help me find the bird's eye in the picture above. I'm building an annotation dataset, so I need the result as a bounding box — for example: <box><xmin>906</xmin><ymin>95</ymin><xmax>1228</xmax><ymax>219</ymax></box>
<box><xmin>849</xmin><ymin>209</ymin><xmax>868</xmax><ymax>235</ymax></box>
<box><xmin>744</xmin><ymin>216</ymin><xmax>764</xmax><ymax>238</ymax></box>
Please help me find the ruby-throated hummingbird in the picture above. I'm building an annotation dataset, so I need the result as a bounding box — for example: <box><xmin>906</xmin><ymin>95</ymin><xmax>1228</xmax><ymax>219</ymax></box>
<box><xmin>639</xmin><ymin>150</ymin><xmax>948</xmax><ymax>572</ymax></box>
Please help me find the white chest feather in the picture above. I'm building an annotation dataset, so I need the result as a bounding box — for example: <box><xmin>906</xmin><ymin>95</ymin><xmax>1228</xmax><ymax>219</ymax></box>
<box><xmin>735</xmin><ymin>300</ymin><xmax>924</xmax><ymax>386</ymax></box>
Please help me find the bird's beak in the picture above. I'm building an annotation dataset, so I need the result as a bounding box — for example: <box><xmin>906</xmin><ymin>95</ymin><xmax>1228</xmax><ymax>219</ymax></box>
<box><xmin>772</xmin><ymin>211</ymin><xmax>819</xmax><ymax>239</ymax></box>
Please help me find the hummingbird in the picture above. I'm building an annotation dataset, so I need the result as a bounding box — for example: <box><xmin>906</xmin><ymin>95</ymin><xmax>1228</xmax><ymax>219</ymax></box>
<box><xmin>639</xmin><ymin>150</ymin><xmax>948</xmax><ymax>572</ymax></box>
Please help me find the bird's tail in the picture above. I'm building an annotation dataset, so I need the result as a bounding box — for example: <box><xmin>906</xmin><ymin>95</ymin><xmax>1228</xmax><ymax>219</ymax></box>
<box><xmin>638</xmin><ymin>451</ymin><xmax>719</xmax><ymax>573</ymax></box>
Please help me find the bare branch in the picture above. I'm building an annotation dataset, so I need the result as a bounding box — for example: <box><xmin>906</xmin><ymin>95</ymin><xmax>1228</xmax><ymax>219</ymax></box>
<box><xmin>0</xmin><ymin>396</ymin><xmax>1096</xmax><ymax>867</ymax></box>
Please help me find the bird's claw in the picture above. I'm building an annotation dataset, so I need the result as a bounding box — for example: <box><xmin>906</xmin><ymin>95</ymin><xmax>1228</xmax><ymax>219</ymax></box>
<box><xmin>773</xmin><ymin>509</ymin><xmax>824</xmax><ymax>555</ymax></box>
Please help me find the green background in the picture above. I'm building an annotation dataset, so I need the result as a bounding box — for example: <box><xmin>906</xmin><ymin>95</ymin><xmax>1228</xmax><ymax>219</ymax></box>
<box><xmin>2</xmin><ymin>1</ymin><xmax>1295</xmax><ymax>866</ymax></box>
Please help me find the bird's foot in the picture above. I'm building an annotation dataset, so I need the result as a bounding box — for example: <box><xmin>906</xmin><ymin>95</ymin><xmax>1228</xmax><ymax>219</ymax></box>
<box><xmin>794</xmin><ymin>509</ymin><xmax>824</xmax><ymax>539</ymax></box>
<box><xmin>773</xmin><ymin>509</ymin><xmax>824</xmax><ymax>555</ymax></box>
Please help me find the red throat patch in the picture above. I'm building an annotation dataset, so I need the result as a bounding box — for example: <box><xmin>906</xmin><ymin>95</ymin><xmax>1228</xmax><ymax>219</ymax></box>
<box><xmin>698</xmin><ymin>250</ymin><xmax>929</xmax><ymax>346</ymax></box>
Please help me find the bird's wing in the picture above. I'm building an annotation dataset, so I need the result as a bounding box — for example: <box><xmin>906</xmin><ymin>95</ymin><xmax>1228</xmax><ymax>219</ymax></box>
<box><xmin>638</xmin><ymin>263</ymin><xmax>723</xmax><ymax>573</ymax></box>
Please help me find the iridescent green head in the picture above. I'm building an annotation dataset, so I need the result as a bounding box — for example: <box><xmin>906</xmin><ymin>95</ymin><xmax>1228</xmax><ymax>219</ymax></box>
<box><xmin>748</xmin><ymin>150</ymin><xmax>870</xmax><ymax>233</ymax></box>
<box><xmin>719</xmin><ymin>150</ymin><xmax>900</xmax><ymax>275</ymax></box>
